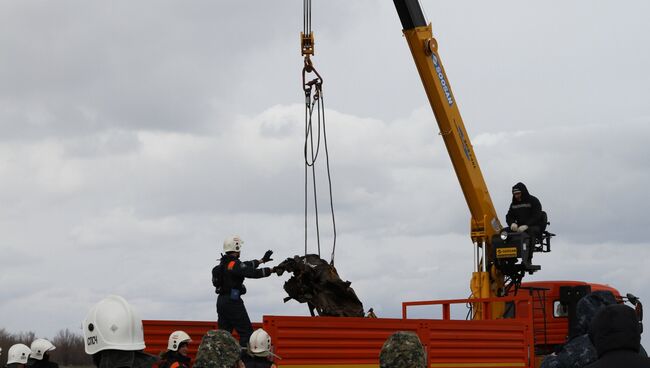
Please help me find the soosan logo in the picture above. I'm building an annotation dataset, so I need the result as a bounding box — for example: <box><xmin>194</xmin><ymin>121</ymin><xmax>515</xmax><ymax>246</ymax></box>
<box><xmin>431</xmin><ymin>54</ymin><xmax>454</xmax><ymax>106</ymax></box>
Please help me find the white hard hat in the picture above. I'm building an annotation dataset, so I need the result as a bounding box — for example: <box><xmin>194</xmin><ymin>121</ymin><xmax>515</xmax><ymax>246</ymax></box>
<box><xmin>248</xmin><ymin>329</ymin><xmax>278</xmax><ymax>358</ymax></box>
<box><xmin>167</xmin><ymin>330</ymin><xmax>191</xmax><ymax>351</ymax></box>
<box><xmin>30</xmin><ymin>338</ymin><xmax>56</xmax><ymax>360</ymax></box>
<box><xmin>7</xmin><ymin>343</ymin><xmax>31</xmax><ymax>364</ymax></box>
<box><xmin>82</xmin><ymin>295</ymin><xmax>146</xmax><ymax>355</ymax></box>
<box><xmin>223</xmin><ymin>235</ymin><xmax>244</xmax><ymax>253</ymax></box>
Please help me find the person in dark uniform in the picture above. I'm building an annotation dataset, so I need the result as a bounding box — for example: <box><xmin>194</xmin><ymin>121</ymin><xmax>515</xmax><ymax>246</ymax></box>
<box><xmin>159</xmin><ymin>331</ymin><xmax>192</xmax><ymax>368</ymax></box>
<box><xmin>27</xmin><ymin>339</ymin><xmax>59</xmax><ymax>368</ymax></box>
<box><xmin>82</xmin><ymin>295</ymin><xmax>157</xmax><ymax>368</ymax></box>
<box><xmin>6</xmin><ymin>344</ymin><xmax>32</xmax><ymax>368</ymax></box>
<box><xmin>241</xmin><ymin>329</ymin><xmax>279</xmax><ymax>368</ymax></box>
<box><xmin>585</xmin><ymin>304</ymin><xmax>650</xmax><ymax>368</ymax></box>
<box><xmin>212</xmin><ymin>235</ymin><xmax>275</xmax><ymax>348</ymax></box>
<box><xmin>506</xmin><ymin>182</ymin><xmax>544</xmax><ymax>241</ymax></box>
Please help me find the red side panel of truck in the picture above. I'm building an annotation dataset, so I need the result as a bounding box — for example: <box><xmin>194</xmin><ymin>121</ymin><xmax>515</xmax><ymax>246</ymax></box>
<box><xmin>144</xmin><ymin>295</ymin><xmax>536</xmax><ymax>367</ymax></box>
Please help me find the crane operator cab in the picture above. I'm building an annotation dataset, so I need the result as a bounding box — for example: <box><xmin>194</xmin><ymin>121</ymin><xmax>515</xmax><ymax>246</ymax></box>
<box><xmin>492</xmin><ymin>211</ymin><xmax>554</xmax><ymax>290</ymax></box>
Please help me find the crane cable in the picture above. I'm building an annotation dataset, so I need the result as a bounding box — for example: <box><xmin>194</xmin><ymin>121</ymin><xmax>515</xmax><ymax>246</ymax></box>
<box><xmin>303</xmin><ymin>0</ymin><xmax>311</xmax><ymax>39</ymax></box>
<box><xmin>301</xmin><ymin>0</ymin><xmax>338</xmax><ymax>266</ymax></box>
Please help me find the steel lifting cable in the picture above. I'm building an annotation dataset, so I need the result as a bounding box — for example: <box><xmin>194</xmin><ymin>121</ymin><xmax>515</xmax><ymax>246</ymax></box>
<box><xmin>301</xmin><ymin>0</ymin><xmax>338</xmax><ymax>265</ymax></box>
<box><xmin>303</xmin><ymin>73</ymin><xmax>322</xmax><ymax>258</ymax></box>
<box><xmin>303</xmin><ymin>74</ymin><xmax>337</xmax><ymax>265</ymax></box>
<box><xmin>303</xmin><ymin>0</ymin><xmax>311</xmax><ymax>37</ymax></box>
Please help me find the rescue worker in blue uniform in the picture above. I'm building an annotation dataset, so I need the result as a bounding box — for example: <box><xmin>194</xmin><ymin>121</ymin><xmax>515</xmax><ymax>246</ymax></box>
<box><xmin>212</xmin><ymin>235</ymin><xmax>275</xmax><ymax>348</ymax></box>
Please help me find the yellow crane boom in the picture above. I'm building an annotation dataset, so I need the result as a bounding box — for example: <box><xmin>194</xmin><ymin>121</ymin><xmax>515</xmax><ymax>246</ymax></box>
<box><xmin>393</xmin><ymin>0</ymin><xmax>543</xmax><ymax>317</ymax></box>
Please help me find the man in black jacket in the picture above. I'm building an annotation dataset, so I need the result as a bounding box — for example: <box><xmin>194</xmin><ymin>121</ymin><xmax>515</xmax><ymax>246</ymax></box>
<box><xmin>585</xmin><ymin>304</ymin><xmax>650</xmax><ymax>368</ymax></box>
<box><xmin>506</xmin><ymin>182</ymin><xmax>544</xmax><ymax>241</ymax></box>
<box><xmin>213</xmin><ymin>235</ymin><xmax>275</xmax><ymax>348</ymax></box>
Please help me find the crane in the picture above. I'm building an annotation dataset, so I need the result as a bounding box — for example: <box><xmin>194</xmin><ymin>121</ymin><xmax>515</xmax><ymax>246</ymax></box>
<box><xmin>393</xmin><ymin>0</ymin><xmax>553</xmax><ymax>318</ymax></box>
<box><xmin>142</xmin><ymin>4</ymin><xmax>644</xmax><ymax>367</ymax></box>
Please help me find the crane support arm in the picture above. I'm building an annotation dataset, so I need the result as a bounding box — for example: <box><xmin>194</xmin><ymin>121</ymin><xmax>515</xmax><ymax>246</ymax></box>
<box><xmin>394</xmin><ymin>0</ymin><xmax>550</xmax><ymax>318</ymax></box>
<box><xmin>394</xmin><ymin>0</ymin><xmax>509</xmax><ymax>314</ymax></box>
<box><xmin>393</xmin><ymin>0</ymin><xmax>502</xmax><ymax>244</ymax></box>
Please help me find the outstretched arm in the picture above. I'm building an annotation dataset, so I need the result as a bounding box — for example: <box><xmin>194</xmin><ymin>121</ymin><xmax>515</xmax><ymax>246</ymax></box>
<box><xmin>231</xmin><ymin>260</ymin><xmax>272</xmax><ymax>279</ymax></box>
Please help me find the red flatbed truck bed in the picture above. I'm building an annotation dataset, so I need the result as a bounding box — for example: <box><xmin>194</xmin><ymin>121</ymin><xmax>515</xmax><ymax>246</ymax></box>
<box><xmin>143</xmin><ymin>281</ymin><xmax>622</xmax><ymax>367</ymax></box>
<box><xmin>145</xmin><ymin>294</ymin><xmax>536</xmax><ymax>368</ymax></box>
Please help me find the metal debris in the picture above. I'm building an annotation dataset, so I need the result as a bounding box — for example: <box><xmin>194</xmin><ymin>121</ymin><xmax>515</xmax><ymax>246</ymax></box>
<box><xmin>274</xmin><ymin>254</ymin><xmax>365</xmax><ymax>317</ymax></box>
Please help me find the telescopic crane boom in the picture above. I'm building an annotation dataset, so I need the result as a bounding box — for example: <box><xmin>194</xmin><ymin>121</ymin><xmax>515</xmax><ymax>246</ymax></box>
<box><xmin>393</xmin><ymin>0</ymin><xmax>550</xmax><ymax>318</ymax></box>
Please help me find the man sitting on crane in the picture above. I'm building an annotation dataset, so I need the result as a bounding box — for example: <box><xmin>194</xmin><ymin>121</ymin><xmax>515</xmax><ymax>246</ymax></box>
<box><xmin>506</xmin><ymin>182</ymin><xmax>544</xmax><ymax>242</ymax></box>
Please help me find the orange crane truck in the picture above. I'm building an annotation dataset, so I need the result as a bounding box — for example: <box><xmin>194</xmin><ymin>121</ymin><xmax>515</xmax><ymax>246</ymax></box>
<box><xmin>144</xmin><ymin>281</ymin><xmax>631</xmax><ymax>367</ymax></box>
<box><xmin>143</xmin><ymin>1</ymin><xmax>642</xmax><ymax>367</ymax></box>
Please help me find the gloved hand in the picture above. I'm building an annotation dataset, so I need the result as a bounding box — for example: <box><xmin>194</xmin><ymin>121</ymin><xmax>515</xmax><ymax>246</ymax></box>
<box><xmin>510</xmin><ymin>223</ymin><xmax>518</xmax><ymax>231</ymax></box>
<box><xmin>271</xmin><ymin>267</ymin><xmax>284</xmax><ymax>276</ymax></box>
<box><xmin>517</xmin><ymin>225</ymin><xmax>528</xmax><ymax>233</ymax></box>
<box><xmin>261</xmin><ymin>250</ymin><xmax>273</xmax><ymax>263</ymax></box>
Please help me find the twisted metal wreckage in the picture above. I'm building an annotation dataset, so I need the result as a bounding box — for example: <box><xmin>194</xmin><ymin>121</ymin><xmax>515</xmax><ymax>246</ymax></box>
<box><xmin>274</xmin><ymin>255</ymin><xmax>366</xmax><ymax>318</ymax></box>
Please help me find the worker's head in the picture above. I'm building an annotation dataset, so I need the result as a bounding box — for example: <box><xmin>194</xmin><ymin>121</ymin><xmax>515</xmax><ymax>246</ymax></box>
<box><xmin>194</xmin><ymin>330</ymin><xmax>244</xmax><ymax>368</ymax></box>
<box><xmin>178</xmin><ymin>341</ymin><xmax>190</xmax><ymax>357</ymax></box>
<box><xmin>248</xmin><ymin>328</ymin><xmax>279</xmax><ymax>359</ymax></box>
<box><xmin>82</xmin><ymin>295</ymin><xmax>146</xmax><ymax>356</ymax></box>
<box><xmin>168</xmin><ymin>330</ymin><xmax>192</xmax><ymax>356</ymax></box>
<box><xmin>512</xmin><ymin>182</ymin><xmax>527</xmax><ymax>201</ymax></box>
<box><xmin>589</xmin><ymin>304</ymin><xmax>642</xmax><ymax>356</ymax></box>
<box><xmin>7</xmin><ymin>344</ymin><xmax>31</xmax><ymax>367</ymax></box>
<box><xmin>379</xmin><ymin>331</ymin><xmax>426</xmax><ymax>368</ymax></box>
<box><xmin>30</xmin><ymin>338</ymin><xmax>56</xmax><ymax>361</ymax></box>
<box><xmin>223</xmin><ymin>235</ymin><xmax>244</xmax><ymax>255</ymax></box>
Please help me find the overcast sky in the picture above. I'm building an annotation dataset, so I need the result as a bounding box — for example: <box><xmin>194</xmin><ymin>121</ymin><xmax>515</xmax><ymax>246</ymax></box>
<box><xmin>1</xmin><ymin>0</ymin><xmax>650</xmax><ymax>350</ymax></box>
